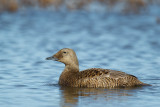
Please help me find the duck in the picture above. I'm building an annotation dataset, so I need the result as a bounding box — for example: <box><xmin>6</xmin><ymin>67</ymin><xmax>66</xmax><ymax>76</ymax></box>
<box><xmin>46</xmin><ymin>48</ymin><xmax>150</xmax><ymax>88</ymax></box>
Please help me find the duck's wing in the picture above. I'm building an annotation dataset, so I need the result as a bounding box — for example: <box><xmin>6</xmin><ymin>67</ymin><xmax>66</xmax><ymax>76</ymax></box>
<box><xmin>77</xmin><ymin>68</ymin><xmax>142</xmax><ymax>88</ymax></box>
<box><xmin>78</xmin><ymin>68</ymin><xmax>130</xmax><ymax>79</ymax></box>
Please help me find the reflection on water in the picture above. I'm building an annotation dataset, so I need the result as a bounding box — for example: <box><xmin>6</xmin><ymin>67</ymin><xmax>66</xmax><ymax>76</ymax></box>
<box><xmin>59</xmin><ymin>86</ymin><xmax>144</xmax><ymax>107</ymax></box>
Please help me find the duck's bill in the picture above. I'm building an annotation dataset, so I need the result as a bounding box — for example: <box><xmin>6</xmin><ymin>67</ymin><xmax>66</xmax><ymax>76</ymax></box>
<box><xmin>46</xmin><ymin>56</ymin><xmax>58</xmax><ymax>61</ymax></box>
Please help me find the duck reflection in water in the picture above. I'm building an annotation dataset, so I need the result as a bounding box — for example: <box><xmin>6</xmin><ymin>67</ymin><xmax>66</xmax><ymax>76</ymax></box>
<box><xmin>59</xmin><ymin>86</ymin><xmax>142</xmax><ymax>107</ymax></box>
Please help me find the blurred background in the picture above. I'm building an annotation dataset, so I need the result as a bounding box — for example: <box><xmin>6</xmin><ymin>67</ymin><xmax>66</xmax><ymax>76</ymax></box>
<box><xmin>0</xmin><ymin>0</ymin><xmax>160</xmax><ymax>107</ymax></box>
<box><xmin>0</xmin><ymin>0</ymin><xmax>160</xmax><ymax>14</ymax></box>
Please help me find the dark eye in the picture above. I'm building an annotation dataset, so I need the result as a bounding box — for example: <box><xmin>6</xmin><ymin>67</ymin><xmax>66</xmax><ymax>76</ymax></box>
<box><xmin>63</xmin><ymin>51</ymin><xmax>67</xmax><ymax>54</ymax></box>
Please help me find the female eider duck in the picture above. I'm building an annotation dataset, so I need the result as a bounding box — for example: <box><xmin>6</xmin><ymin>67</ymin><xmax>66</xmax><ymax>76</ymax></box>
<box><xmin>46</xmin><ymin>48</ymin><xmax>149</xmax><ymax>88</ymax></box>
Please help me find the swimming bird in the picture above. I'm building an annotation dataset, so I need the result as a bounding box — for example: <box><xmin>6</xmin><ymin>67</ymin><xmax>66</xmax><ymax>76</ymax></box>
<box><xmin>46</xmin><ymin>48</ymin><xmax>149</xmax><ymax>88</ymax></box>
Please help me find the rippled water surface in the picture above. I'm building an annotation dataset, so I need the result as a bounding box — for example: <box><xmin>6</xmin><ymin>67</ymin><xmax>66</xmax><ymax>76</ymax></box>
<box><xmin>0</xmin><ymin>8</ymin><xmax>160</xmax><ymax>107</ymax></box>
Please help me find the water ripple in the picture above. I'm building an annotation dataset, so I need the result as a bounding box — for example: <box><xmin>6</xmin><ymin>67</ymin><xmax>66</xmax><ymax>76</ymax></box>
<box><xmin>0</xmin><ymin>9</ymin><xmax>160</xmax><ymax>107</ymax></box>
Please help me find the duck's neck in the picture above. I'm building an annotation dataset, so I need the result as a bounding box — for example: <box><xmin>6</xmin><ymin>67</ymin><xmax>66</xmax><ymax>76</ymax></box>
<box><xmin>59</xmin><ymin>64</ymin><xmax>79</xmax><ymax>86</ymax></box>
<box><xmin>64</xmin><ymin>64</ymin><xmax>79</xmax><ymax>72</ymax></box>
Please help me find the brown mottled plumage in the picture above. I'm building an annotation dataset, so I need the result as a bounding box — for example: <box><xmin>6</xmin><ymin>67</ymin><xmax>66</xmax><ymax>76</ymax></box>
<box><xmin>46</xmin><ymin>48</ymin><xmax>150</xmax><ymax>88</ymax></box>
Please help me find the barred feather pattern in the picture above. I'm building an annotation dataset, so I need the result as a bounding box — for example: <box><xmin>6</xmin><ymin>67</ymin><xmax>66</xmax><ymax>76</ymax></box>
<box><xmin>59</xmin><ymin>68</ymin><xmax>148</xmax><ymax>88</ymax></box>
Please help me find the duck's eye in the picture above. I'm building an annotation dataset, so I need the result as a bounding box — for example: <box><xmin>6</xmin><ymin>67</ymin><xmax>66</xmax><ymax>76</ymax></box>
<box><xmin>63</xmin><ymin>52</ymin><xmax>67</xmax><ymax>54</ymax></box>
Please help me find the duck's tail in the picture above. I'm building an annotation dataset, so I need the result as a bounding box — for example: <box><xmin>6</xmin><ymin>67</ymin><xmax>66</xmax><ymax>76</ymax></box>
<box><xmin>141</xmin><ymin>83</ymin><xmax>151</xmax><ymax>86</ymax></box>
<box><xmin>138</xmin><ymin>81</ymin><xmax>151</xmax><ymax>86</ymax></box>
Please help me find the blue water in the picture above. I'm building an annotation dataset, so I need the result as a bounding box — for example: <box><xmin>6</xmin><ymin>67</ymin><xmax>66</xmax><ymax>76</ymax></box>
<box><xmin>0</xmin><ymin>8</ymin><xmax>160</xmax><ymax>107</ymax></box>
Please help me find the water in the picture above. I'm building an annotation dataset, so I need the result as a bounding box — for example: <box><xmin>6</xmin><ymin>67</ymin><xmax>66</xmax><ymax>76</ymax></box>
<box><xmin>0</xmin><ymin>8</ymin><xmax>160</xmax><ymax>107</ymax></box>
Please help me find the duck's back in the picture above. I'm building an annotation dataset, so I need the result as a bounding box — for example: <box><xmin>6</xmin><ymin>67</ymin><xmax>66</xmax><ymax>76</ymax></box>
<box><xmin>76</xmin><ymin>68</ymin><xmax>147</xmax><ymax>88</ymax></box>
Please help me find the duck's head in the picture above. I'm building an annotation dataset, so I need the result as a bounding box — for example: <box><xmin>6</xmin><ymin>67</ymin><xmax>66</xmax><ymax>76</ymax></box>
<box><xmin>46</xmin><ymin>48</ymin><xmax>79</xmax><ymax>66</ymax></box>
